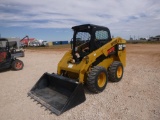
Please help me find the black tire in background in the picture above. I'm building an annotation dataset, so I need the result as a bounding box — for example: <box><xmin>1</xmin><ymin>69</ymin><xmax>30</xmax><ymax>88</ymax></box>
<box><xmin>12</xmin><ymin>59</ymin><xmax>24</xmax><ymax>70</ymax></box>
<box><xmin>108</xmin><ymin>61</ymin><xmax>123</xmax><ymax>82</ymax></box>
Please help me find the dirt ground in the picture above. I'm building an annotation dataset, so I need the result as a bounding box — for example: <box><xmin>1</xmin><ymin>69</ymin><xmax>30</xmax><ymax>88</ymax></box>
<box><xmin>0</xmin><ymin>44</ymin><xmax>160</xmax><ymax>120</ymax></box>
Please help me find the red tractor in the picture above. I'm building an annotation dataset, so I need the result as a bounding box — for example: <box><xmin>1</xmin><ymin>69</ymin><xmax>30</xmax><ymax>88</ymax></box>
<box><xmin>0</xmin><ymin>38</ymin><xmax>24</xmax><ymax>71</ymax></box>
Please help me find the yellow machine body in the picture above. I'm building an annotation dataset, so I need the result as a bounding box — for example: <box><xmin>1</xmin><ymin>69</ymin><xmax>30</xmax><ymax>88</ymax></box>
<box><xmin>57</xmin><ymin>37</ymin><xmax>126</xmax><ymax>83</ymax></box>
<box><xmin>28</xmin><ymin>24</ymin><xmax>126</xmax><ymax>115</ymax></box>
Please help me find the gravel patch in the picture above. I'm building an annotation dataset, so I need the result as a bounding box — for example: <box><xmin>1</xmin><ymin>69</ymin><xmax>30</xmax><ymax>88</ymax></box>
<box><xmin>0</xmin><ymin>44</ymin><xmax>160</xmax><ymax>120</ymax></box>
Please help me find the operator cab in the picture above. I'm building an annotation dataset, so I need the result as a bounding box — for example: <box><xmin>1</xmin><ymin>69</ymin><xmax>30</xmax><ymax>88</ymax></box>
<box><xmin>71</xmin><ymin>24</ymin><xmax>111</xmax><ymax>62</ymax></box>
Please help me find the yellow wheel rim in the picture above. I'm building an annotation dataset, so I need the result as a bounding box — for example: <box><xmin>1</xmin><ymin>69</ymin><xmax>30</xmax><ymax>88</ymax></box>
<box><xmin>98</xmin><ymin>72</ymin><xmax>106</xmax><ymax>88</ymax></box>
<box><xmin>117</xmin><ymin>66</ymin><xmax>122</xmax><ymax>78</ymax></box>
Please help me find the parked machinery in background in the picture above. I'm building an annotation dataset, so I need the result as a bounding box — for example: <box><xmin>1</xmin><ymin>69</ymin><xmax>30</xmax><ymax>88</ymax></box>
<box><xmin>0</xmin><ymin>38</ymin><xmax>24</xmax><ymax>71</ymax></box>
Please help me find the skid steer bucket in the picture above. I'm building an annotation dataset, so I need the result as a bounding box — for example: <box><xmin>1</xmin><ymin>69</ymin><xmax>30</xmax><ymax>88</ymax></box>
<box><xmin>28</xmin><ymin>72</ymin><xmax>86</xmax><ymax>115</ymax></box>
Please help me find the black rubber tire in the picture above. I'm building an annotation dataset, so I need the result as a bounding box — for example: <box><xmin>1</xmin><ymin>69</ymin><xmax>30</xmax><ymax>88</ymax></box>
<box><xmin>86</xmin><ymin>66</ymin><xmax>108</xmax><ymax>93</ymax></box>
<box><xmin>12</xmin><ymin>59</ymin><xmax>24</xmax><ymax>70</ymax></box>
<box><xmin>108</xmin><ymin>61</ymin><xmax>123</xmax><ymax>82</ymax></box>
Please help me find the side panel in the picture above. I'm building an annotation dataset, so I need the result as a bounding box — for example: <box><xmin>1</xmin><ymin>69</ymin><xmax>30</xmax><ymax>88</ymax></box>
<box><xmin>97</xmin><ymin>57</ymin><xmax>114</xmax><ymax>70</ymax></box>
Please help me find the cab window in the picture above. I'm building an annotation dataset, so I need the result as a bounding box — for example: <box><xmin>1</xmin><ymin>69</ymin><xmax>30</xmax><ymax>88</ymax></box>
<box><xmin>95</xmin><ymin>30</ymin><xmax>108</xmax><ymax>41</ymax></box>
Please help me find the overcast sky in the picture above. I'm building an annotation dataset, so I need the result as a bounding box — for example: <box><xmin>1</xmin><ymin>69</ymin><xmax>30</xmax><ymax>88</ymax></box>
<box><xmin>0</xmin><ymin>0</ymin><xmax>160</xmax><ymax>41</ymax></box>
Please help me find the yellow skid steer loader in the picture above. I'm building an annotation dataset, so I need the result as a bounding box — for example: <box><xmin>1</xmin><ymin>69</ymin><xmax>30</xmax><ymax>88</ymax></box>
<box><xmin>28</xmin><ymin>24</ymin><xmax>126</xmax><ymax>115</ymax></box>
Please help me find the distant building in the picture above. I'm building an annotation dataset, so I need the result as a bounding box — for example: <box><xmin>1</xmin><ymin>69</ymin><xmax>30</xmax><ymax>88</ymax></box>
<box><xmin>149</xmin><ymin>35</ymin><xmax>160</xmax><ymax>41</ymax></box>
<box><xmin>53</xmin><ymin>41</ymin><xmax>68</xmax><ymax>45</ymax></box>
<box><xmin>130</xmin><ymin>37</ymin><xmax>133</xmax><ymax>40</ymax></box>
<box><xmin>20</xmin><ymin>38</ymin><xmax>35</xmax><ymax>46</ymax></box>
<box><xmin>47</xmin><ymin>42</ymin><xmax>53</xmax><ymax>46</ymax></box>
<box><xmin>139</xmin><ymin>38</ymin><xmax>146</xmax><ymax>40</ymax></box>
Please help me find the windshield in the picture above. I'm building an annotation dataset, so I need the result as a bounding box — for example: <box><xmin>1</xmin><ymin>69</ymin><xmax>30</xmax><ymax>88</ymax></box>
<box><xmin>0</xmin><ymin>41</ymin><xmax>7</xmax><ymax>48</ymax></box>
<box><xmin>75</xmin><ymin>32</ymin><xmax>91</xmax><ymax>47</ymax></box>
